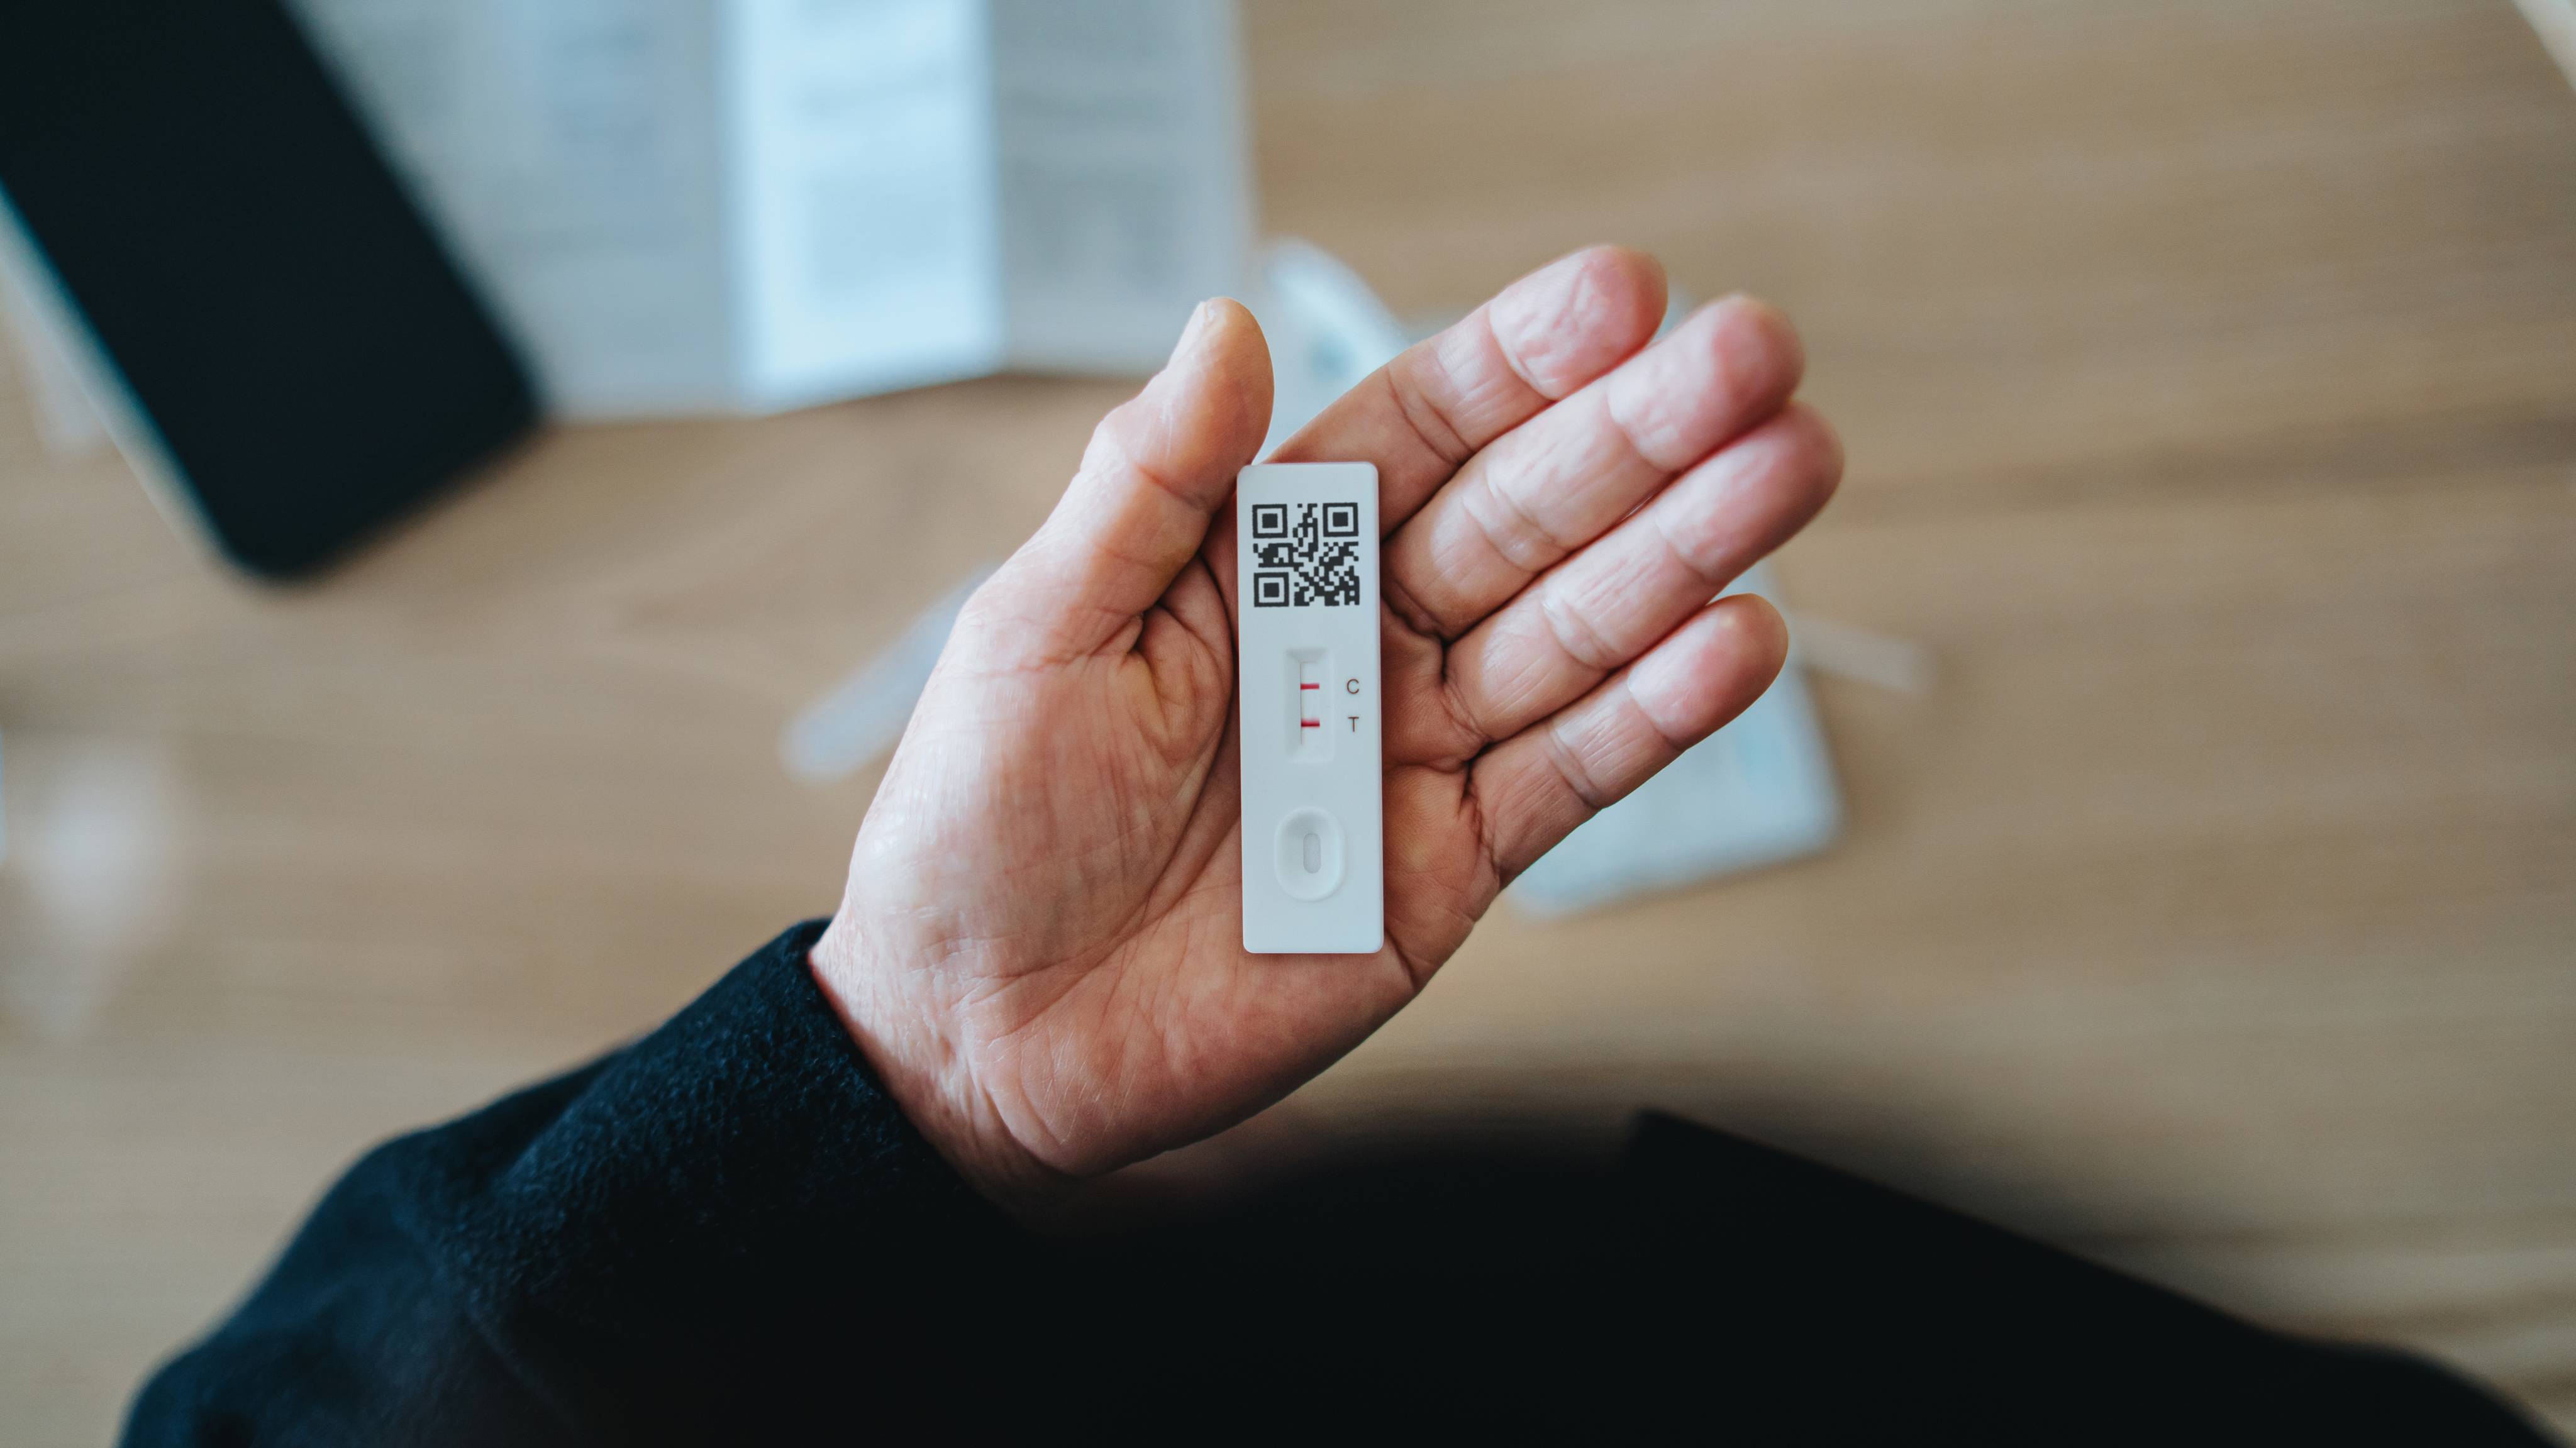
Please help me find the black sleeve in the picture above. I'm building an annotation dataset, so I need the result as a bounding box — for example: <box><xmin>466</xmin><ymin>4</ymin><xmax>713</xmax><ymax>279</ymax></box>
<box><xmin>121</xmin><ymin>920</ymin><xmax>1012</xmax><ymax>1446</ymax></box>
<box><xmin>122</xmin><ymin>919</ymin><xmax>2555</xmax><ymax>1445</ymax></box>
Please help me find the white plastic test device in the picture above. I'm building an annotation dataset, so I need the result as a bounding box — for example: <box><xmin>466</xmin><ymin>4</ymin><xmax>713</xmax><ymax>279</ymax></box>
<box><xmin>1236</xmin><ymin>462</ymin><xmax>1383</xmax><ymax>954</ymax></box>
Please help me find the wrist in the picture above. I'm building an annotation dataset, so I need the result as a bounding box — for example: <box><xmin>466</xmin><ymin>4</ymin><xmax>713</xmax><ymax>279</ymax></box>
<box><xmin>805</xmin><ymin>914</ymin><xmax>1073</xmax><ymax>1213</ymax></box>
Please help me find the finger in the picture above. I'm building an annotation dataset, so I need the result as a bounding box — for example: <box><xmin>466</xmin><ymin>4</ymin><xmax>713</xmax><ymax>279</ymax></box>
<box><xmin>1208</xmin><ymin>246</ymin><xmax>1665</xmax><ymax>623</ymax></box>
<box><xmin>1440</xmin><ymin>404</ymin><xmax>1840</xmax><ymax>749</ymax></box>
<box><xmin>1268</xmin><ymin>245</ymin><xmax>1667</xmax><ymax>536</ymax></box>
<box><xmin>975</xmin><ymin>299</ymin><xmax>1271</xmax><ymax>663</ymax></box>
<box><xmin>1384</xmin><ymin>296</ymin><xmax>1803</xmax><ymax>641</ymax></box>
<box><xmin>1470</xmin><ymin>594</ymin><xmax>1789</xmax><ymax>882</ymax></box>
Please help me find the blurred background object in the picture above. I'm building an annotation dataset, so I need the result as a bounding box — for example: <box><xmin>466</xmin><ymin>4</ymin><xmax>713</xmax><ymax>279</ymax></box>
<box><xmin>284</xmin><ymin>0</ymin><xmax>1249</xmax><ymax>412</ymax></box>
<box><xmin>0</xmin><ymin>735</ymin><xmax>187</xmax><ymax>1042</ymax></box>
<box><xmin>2520</xmin><ymin>0</ymin><xmax>2576</xmax><ymax>83</ymax></box>
<box><xmin>0</xmin><ymin>0</ymin><xmax>1246</xmax><ymax>575</ymax></box>
<box><xmin>780</xmin><ymin>565</ymin><xmax>992</xmax><ymax>782</ymax></box>
<box><xmin>0</xmin><ymin>260</ymin><xmax>108</xmax><ymax>463</ymax></box>
<box><xmin>1247</xmin><ymin>237</ymin><xmax>1411</xmax><ymax>455</ymax></box>
<box><xmin>4</xmin><ymin>0</ymin><xmax>2576</xmax><ymax>1440</ymax></box>
<box><xmin>0</xmin><ymin>0</ymin><xmax>536</xmax><ymax>577</ymax></box>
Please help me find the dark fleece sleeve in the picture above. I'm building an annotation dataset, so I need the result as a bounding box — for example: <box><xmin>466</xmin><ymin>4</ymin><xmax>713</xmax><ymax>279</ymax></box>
<box><xmin>121</xmin><ymin>920</ymin><xmax>1009</xmax><ymax>1445</ymax></box>
<box><xmin>121</xmin><ymin>920</ymin><xmax>2556</xmax><ymax>1445</ymax></box>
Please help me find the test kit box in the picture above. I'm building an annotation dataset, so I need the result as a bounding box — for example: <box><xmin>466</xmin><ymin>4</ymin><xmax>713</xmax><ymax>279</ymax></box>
<box><xmin>286</xmin><ymin>0</ymin><xmax>1250</xmax><ymax>415</ymax></box>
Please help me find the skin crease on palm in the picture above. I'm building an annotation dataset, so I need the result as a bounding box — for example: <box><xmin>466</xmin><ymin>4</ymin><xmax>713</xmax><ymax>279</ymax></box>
<box><xmin>809</xmin><ymin>245</ymin><xmax>1844</xmax><ymax>1210</ymax></box>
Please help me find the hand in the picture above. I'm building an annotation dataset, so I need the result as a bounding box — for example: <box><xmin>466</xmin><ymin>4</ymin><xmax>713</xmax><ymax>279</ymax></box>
<box><xmin>810</xmin><ymin>248</ymin><xmax>1841</xmax><ymax>1207</ymax></box>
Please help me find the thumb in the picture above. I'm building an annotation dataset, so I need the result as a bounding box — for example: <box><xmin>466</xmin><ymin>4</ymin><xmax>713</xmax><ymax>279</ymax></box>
<box><xmin>981</xmin><ymin>299</ymin><xmax>1272</xmax><ymax>661</ymax></box>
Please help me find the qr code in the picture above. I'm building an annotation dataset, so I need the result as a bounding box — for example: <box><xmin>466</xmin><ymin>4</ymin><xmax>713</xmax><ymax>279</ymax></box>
<box><xmin>1250</xmin><ymin>501</ymin><xmax>1362</xmax><ymax>607</ymax></box>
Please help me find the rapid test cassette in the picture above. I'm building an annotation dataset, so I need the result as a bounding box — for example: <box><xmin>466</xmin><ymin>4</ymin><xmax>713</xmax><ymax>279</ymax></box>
<box><xmin>1236</xmin><ymin>462</ymin><xmax>1383</xmax><ymax>954</ymax></box>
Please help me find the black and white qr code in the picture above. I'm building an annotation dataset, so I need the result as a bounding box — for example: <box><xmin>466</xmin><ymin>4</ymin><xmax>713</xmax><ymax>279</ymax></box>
<box><xmin>1249</xmin><ymin>500</ymin><xmax>1362</xmax><ymax>607</ymax></box>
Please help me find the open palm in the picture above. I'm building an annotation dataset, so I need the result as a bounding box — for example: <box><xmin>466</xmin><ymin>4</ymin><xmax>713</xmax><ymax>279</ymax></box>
<box><xmin>811</xmin><ymin>248</ymin><xmax>1840</xmax><ymax>1205</ymax></box>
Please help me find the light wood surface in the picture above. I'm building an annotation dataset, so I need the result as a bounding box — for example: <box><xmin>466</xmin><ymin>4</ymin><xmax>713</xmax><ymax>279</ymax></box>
<box><xmin>6</xmin><ymin>0</ymin><xmax>2575</xmax><ymax>1438</ymax></box>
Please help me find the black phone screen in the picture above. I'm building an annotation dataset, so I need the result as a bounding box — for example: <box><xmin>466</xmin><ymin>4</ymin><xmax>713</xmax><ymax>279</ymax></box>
<box><xmin>0</xmin><ymin>0</ymin><xmax>535</xmax><ymax>577</ymax></box>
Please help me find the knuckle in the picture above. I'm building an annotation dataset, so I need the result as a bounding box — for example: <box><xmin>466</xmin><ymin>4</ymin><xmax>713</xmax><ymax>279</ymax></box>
<box><xmin>1538</xmin><ymin>587</ymin><xmax>1624</xmax><ymax>673</ymax></box>
<box><xmin>1540</xmin><ymin>722</ymin><xmax>1612</xmax><ymax>811</ymax></box>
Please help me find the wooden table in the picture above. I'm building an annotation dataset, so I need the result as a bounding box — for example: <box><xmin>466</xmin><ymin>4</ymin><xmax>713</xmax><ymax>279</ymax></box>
<box><xmin>5</xmin><ymin>0</ymin><xmax>2573</xmax><ymax>1437</ymax></box>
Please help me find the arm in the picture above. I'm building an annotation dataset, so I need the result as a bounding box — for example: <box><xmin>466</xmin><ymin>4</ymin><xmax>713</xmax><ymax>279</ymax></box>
<box><xmin>123</xmin><ymin>923</ymin><xmax>1006</xmax><ymax>1445</ymax></box>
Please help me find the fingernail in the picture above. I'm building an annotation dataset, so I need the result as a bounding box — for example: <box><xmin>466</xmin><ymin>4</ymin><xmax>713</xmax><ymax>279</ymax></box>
<box><xmin>1169</xmin><ymin>300</ymin><xmax>1213</xmax><ymax>363</ymax></box>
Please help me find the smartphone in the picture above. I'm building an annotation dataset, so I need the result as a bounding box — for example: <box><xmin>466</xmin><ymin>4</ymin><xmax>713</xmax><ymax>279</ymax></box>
<box><xmin>0</xmin><ymin>0</ymin><xmax>535</xmax><ymax>577</ymax></box>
